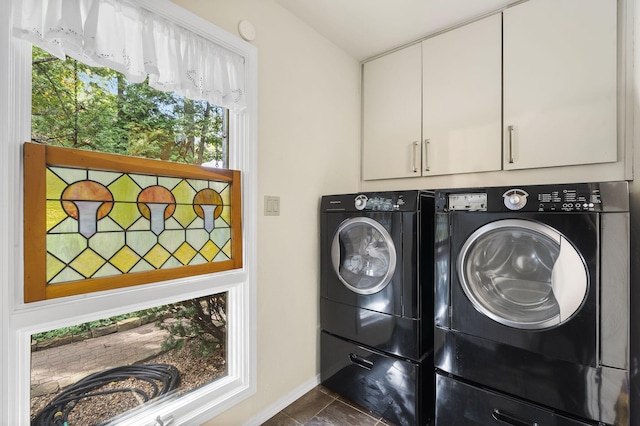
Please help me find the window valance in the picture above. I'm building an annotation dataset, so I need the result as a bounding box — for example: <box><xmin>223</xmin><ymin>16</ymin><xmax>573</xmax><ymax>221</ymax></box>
<box><xmin>12</xmin><ymin>0</ymin><xmax>246</xmax><ymax>111</ymax></box>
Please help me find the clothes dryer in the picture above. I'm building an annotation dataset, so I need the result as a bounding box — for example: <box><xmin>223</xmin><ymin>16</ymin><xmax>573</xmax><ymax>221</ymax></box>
<box><xmin>434</xmin><ymin>182</ymin><xmax>629</xmax><ymax>426</ymax></box>
<box><xmin>320</xmin><ymin>190</ymin><xmax>434</xmax><ymax>360</ymax></box>
<box><xmin>320</xmin><ymin>190</ymin><xmax>435</xmax><ymax>426</ymax></box>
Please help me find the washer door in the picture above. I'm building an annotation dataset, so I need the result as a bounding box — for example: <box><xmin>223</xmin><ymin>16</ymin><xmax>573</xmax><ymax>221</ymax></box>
<box><xmin>331</xmin><ymin>217</ymin><xmax>397</xmax><ymax>295</ymax></box>
<box><xmin>457</xmin><ymin>219</ymin><xmax>588</xmax><ymax>330</ymax></box>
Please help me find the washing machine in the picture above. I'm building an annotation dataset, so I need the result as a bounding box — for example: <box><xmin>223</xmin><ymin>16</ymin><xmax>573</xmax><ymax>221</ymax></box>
<box><xmin>434</xmin><ymin>182</ymin><xmax>629</xmax><ymax>426</ymax></box>
<box><xmin>320</xmin><ymin>190</ymin><xmax>435</xmax><ymax>426</ymax></box>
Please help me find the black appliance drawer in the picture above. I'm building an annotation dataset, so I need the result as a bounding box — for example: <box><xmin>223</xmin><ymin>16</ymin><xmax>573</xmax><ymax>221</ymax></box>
<box><xmin>320</xmin><ymin>331</ymin><xmax>433</xmax><ymax>426</ymax></box>
<box><xmin>435</xmin><ymin>373</ymin><xmax>595</xmax><ymax>426</ymax></box>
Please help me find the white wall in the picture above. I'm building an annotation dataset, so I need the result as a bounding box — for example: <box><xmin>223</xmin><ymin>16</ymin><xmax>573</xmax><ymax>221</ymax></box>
<box><xmin>170</xmin><ymin>0</ymin><xmax>361</xmax><ymax>424</ymax></box>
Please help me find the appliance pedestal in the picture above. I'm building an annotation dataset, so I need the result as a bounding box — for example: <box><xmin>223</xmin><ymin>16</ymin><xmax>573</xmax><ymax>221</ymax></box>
<box><xmin>321</xmin><ymin>331</ymin><xmax>434</xmax><ymax>426</ymax></box>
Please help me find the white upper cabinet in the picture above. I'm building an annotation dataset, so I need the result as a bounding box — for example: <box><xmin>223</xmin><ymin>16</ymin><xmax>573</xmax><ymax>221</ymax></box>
<box><xmin>422</xmin><ymin>14</ymin><xmax>502</xmax><ymax>176</ymax></box>
<box><xmin>503</xmin><ymin>0</ymin><xmax>617</xmax><ymax>170</ymax></box>
<box><xmin>362</xmin><ymin>43</ymin><xmax>422</xmax><ymax>180</ymax></box>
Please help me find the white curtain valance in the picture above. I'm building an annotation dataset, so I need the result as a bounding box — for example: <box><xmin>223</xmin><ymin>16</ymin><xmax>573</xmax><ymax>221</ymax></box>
<box><xmin>12</xmin><ymin>0</ymin><xmax>246</xmax><ymax>111</ymax></box>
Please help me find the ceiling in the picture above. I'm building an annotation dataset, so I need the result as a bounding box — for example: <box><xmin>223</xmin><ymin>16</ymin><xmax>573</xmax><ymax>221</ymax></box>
<box><xmin>273</xmin><ymin>0</ymin><xmax>522</xmax><ymax>61</ymax></box>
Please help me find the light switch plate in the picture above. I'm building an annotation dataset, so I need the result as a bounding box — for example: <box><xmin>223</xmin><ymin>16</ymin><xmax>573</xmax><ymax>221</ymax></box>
<box><xmin>264</xmin><ymin>196</ymin><xmax>280</xmax><ymax>216</ymax></box>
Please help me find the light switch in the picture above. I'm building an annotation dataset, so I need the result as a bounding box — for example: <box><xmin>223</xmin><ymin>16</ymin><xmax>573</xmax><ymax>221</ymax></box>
<box><xmin>264</xmin><ymin>195</ymin><xmax>280</xmax><ymax>216</ymax></box>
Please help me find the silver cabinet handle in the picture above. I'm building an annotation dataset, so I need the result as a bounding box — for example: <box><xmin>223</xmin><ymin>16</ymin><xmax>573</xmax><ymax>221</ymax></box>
<box><xmin>508</xmin><ymin>125</ymin><xmax>515</xmax><ymax>164</ymax></box>
<box><xmin>423</xmin><ymin>139</ymin><xmax>430</xmax><ymax>172</ymax></box>
<box><xmin>412</xmin><ymin>141</ymin><xmax>419</xmax><ymax>173</ymax></box>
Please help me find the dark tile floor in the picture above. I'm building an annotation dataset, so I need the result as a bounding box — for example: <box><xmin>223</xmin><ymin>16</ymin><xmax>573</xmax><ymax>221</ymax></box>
<box><xmin>262</xmin><ymin>385</ymin><xmax>398</xmax><ymax>426</ymax></box>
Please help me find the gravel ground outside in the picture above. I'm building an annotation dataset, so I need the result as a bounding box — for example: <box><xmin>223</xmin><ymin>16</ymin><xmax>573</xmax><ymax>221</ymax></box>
<box><xmin>30</xmin><ymin>339</ymin><xmax>226</xmax><ymax>425</ymax></box>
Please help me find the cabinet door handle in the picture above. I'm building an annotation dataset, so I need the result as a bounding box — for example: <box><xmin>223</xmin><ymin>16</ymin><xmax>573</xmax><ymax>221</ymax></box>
<box><xmin>423</xmin><ymin>139</ymin><xmax>430</xmax><ymax>172</ymax></box>
<box><xmin>507</xmin><ymin>125</ymin><xmax>515</xmax><ymax>164</ymax></box>
<box><xmin>349</xmin><ymin>353</ymin><xmax>373</xmax><ymax>370</ymax></box>
<box><xmin>412</xmin><ymin>141</ymin><xmax>419</xmax><ymax>173</ymax></box>
<box><xmin>492</xmin><ymin>408</ymin><xmax>537</xmax><ymax>426</ymax></box>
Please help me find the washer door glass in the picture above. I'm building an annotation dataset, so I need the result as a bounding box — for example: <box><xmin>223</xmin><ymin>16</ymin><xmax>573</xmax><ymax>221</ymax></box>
<box><xmin>331</xmin><ymin>217</ymin><xmax>397</xmax><ymax>295</ymax></box>
<box><xmin>457</xmin><ymin>219</ymin><xmax>588</xmax><ymax>330</ymax></box>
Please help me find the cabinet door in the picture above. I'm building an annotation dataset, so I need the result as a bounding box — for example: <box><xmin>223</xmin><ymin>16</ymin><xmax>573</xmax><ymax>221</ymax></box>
<box><xmin>362</xmin><ymin>44</ymin><xmax>422</xmax><ymax>180</ymax></box>
<box><xmin>503</xmin><ymin>0</ymin><xmax>617</xmax><ymax>170</ymax></box>
<box><xmin>422</xmin><ymin>14</ymin><xmax>502</xmax><ymax>176</ymax></box>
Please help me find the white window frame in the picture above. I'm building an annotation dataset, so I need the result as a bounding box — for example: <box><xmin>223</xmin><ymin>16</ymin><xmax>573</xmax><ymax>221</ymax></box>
<box><xmin>0</xmin><ymin>1</ymin><xmax>258</xmax><ymax>424</ymax></box>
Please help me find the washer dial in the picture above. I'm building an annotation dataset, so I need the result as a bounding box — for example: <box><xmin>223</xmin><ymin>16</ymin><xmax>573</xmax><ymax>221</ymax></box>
<box><xmin>354</xmin><ymin>194</ymin><xmax>368</xmax><ymax>210</ymax></box>
<box><xmin>503</xmin><ymin>189</ymin><xmax>529</xmax><ymax>210</ymax></box>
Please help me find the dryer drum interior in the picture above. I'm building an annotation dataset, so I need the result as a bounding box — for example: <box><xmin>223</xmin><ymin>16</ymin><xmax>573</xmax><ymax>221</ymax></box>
<box><xmin>457</xmin><ymin>218</ymin><xmax>589</xmax><ymax>330</ymax></box>
<box><xmin>331</xmin><ymin>216</ymin><xmax>397</xmax><ymax>295</ymax></box>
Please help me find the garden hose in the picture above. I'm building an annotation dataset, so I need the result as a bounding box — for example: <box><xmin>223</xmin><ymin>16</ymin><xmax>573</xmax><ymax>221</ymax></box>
<box><xmin>31</xmin><ymin>363</ymin><xmax>180</xmax><ymax>426</ymax></box>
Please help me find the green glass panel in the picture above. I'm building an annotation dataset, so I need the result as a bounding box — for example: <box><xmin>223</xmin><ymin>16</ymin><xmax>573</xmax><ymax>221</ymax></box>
<box><xmin>221</xmin><ymin>239</ymin><xmax>232</xmax><ymax>259</ymax></box>
<box><xmin>47</xmin><ymin>233</ymin><xmax>87</xmax><ymax>263</ymax></box>
<box><xmin>213</xmin><ymin>250</ymin><xmax>230</xmax><ymax>262</ymax></box>
<box><xmin>96</xmin><ymin>216</ymin><xmax>124</xmax><ymax>233</ymax></box>
<box><xmin>158</xmin><ymin>176</ymin><xmax>181</xmax><ymax>191</ymax></box>
<box><xmin>49</xmin><ymin>216</ymin><xmax>78</xmax><ymax>234</ymax></box>
<box><xmin>129</xmin><ymin>259</ymin><xmax>154</xmax><ymax>273</ymax></box>
<box><xmin>109</xmin><ymin>201</ymin><xmax>141</xmax><ymax>229</ymax></box>
<box><xmin>158</xmin><ymin>229</ymin><xmax>186</xmax><ymax>253</ymax></box>
<box><xmin>46</xmin><ymin>253</ymin><xmax>66</xmax><ymax>282</ymax></box>
<box><xmin>187</xmin><ymin>178</ymin><xmax>209</xmax><ymax>192</ymax></box>
<box><xmin>46</xmin><ymin>168</ymin><xmax>67</xmax><ymax>201</ymax></box>
<box><xmin>174</xmin><ymin>204</ymin><xmax>197</xmax><ymax>228</ymax></box>
<box><xmin>172</xmin><ymin>179</ymin><xmax>196</xmax><ymax>205</ymax></box>
<box><xmin>164</xmin><ymin>217</ymin><xmax>182</xmax><ymax>230</ymax></box>
<box><xmin>127</xmin><ymin>231</ymin><xmax>158</xmax><ymax>257</ymax></box>
<box><xmin>48</xmin><ymin>266</ymin><xmax>84</xmax><ymax>284</ymax></box>
<box><xmin>216</xmin><ymin>214</ymin><xmax>231</xmax><ymax>229</ymax></box>
<box><xmin>211</xmin><ymin>227</ymin><xmax>231</xmax><ymax>249</ymax></box>
<box><xmin>186</xmin><ymin>228</ymin><xmax>210</xmax><ymax>251</ymax></box>
<box><xmin>108</xmin><ymin>174</ymin><xmax>141</xmax><ymax>203</ymax></box>
<box><xmin>92</xmin><ymin>262</ymin><xmax>122</xmax><ymax>279</ymax></box>
<box><xmin>190</xmin><ymin>253</ymin><xmax>207</xmax><ymax>265</ymax></box>
<box><xmin>49</xmin><ymin>166</ymin><xmax>87</xmax><ymax>185</ymax></box>
<box><xmin>162</xmin><ymin>256</ymin><xmax>182</xmax><ymax>269</ymax></box>
<box><xmin>187</xmin><ymin>217</ymin><xmax>204</xmax><ymax>229</ymax></box>
<box><xmin>220</xmin><ymin>187</ymin><xmax>231</xmax><ymax>206</ymax></box>
<box><xmin>128</xmin><ymin>217</ymin><xmax>150</xmax><ymax>231</ymax></box>
<box><xmin>129</xmin><ymin>173</ymin><xmax>158</xmax><ymax>189</ymax></box>
<box><xmin>89</xmin><ymin>231</ymin><xmax>126</xmax><ymax>259</ymax></box>
<box><xmin>88</xmin><ymin>170</ymin><xmax>122</xmax><ymax>186</ymax></box>
<box><xmin>46</xmin><ymin>200</ymin><xmax>70</xmax><ymax>232</ymax></box>
<box><xmin>211</xmin><ymin>181</ymin><xmax>230</xmax><ymax>201</ymax></box>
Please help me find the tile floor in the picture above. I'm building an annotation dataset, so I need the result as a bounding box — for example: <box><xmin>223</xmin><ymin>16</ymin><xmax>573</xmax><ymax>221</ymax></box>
<box><xmin>262</xmin><ymin>385</ymin><xmax>398</xmax><ymax>426</ymax></box>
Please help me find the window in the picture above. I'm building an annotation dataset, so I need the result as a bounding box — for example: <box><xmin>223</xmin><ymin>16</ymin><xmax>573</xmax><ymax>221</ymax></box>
<box><xmin>31</xmin><ymin>45</ymin><xmax>230</xmax><ymax>168</ymax></box>
<box><xmin>2</xmin><ymin>0</ymin><xmax>257</xmax><ymax>424</ymax></box>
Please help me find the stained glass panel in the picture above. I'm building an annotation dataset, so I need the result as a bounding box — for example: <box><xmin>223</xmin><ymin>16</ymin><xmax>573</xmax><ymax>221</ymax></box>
<box><xmin>24</xmin><ymin>143</ymin><xmax>242</xmax><ymax>302</ymax></box>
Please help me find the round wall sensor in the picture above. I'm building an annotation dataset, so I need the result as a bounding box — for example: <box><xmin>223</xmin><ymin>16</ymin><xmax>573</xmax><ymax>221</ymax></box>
<box><xmin>238</xmin><ymin>20</ymin><xmax>256</xmax><ymax>41</ymax></box>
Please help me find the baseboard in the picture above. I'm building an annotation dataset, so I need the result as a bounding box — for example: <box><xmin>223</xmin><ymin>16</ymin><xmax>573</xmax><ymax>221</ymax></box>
<box><xmin>242</xmin><ymin>374</ymin><xmax>321</xmax><ymax>426</ymax></box>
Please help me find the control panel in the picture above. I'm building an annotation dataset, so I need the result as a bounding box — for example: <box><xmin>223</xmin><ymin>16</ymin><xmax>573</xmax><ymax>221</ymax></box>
<box><xmin>442</xmin><ymin>184</ymin><xmax>606</xmax><ymax>212</ymax></box>
<box><xmin>322</xmin><ymin>191</ymin><xmax>421</xmax><ymax>212</ymax></box>
<box><xmin>534</xmin><ymin>187</ymin><xmax>600</xmax><ymax>212</ymax></box>
<box><xmin>355</xmin><ymin>194</ymin><xmax>405</xmax><ymax>211</ymax></box>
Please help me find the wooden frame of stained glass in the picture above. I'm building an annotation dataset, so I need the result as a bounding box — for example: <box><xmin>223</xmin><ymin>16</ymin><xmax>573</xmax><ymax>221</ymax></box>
<box><xmin>23</xmin><ymin>142</ymin><xmax>243</xmax><ymax>302</ymax></box>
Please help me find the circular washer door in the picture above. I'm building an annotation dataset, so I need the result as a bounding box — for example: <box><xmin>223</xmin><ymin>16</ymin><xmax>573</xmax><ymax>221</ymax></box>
<box><xmin>331</xmin><ymin>217</ymin><xmax>397</xmax><ymax>295</ymax></box>
<box><xmin>457</xmin><ymin>219</ymin><xmax>588</xmax><ymax>330</ymax></box>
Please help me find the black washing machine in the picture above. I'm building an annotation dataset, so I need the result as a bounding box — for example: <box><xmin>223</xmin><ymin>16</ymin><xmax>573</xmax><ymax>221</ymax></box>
<box><xmin>320</xmin><ymin>190</ymin><xmax>435</xmax><ymax>426</ymax></box>
<box><xmin>434</xmin><ymin>182</ymin><xmax>630</xmax><ymax>426</ymax></box>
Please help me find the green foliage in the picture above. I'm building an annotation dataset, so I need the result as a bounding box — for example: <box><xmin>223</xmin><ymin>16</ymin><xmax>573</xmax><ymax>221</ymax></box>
<box><xmin>158</xmin><ymin>293</ymin><xmax>227</xmax><ymax>357</ymax></box>
<box><xmin>31</xmin><ymin>46</ymin><xmax>226</xmax><ymax>166</ymax></box>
